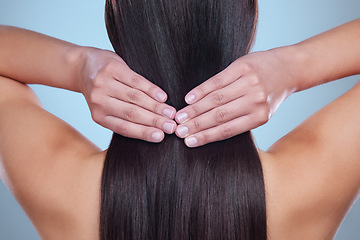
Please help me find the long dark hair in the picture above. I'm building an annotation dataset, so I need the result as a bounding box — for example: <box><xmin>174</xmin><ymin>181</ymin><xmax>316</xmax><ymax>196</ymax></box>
<box><xmin>101</xmin><ymin>0</ymin><xmax>266</xmax><ymax>239</ymax></box>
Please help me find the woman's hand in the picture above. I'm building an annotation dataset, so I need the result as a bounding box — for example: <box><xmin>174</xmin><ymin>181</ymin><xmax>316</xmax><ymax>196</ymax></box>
<box><xmin>79</xmin><ymin>47</ymin><xmax>177</xmax><ymax>143</ymax></box>
<box><xmin>175</xmin><ymin>48</ymin><xmax>298</xmax><ymax>147</ymax></box>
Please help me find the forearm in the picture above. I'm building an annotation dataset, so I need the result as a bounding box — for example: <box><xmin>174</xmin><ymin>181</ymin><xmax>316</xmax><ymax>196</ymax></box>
<box><xmin>276</xmin><ymin>18</ymin><xmax>360</xmax><ymax>92</ymax></box>
<box><xmin>0</xmin><ymin>25</ymin><xmax>85</xmax><ymax>92</ymax></box>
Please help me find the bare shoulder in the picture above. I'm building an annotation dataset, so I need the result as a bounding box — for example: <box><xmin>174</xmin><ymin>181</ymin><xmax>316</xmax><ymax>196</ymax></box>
<box><xmin>262</xmin><ymin>81</ymin><xmax>360</xmax><ymax>239</ymax></box>
<box><xmin>0</xmin><ymin>76</ymin><xmax>103</xmax><ymax>239</ymax></box>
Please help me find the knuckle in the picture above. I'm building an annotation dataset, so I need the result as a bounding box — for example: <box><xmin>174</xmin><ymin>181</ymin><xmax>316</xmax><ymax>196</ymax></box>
<box><xmin>211</xmin><ymin>93</ymin><xmax>225</xmax><ymax>105</ymax></box>
<box><xmin>123</xmin><ymin>108</ymin><xmax>137</xmax><ymax>121</ymax></box>
<box><xmin>102</xmin><ymin>63</ymin><xmax>112</xmax><ymax>74</ymax></box>
<box><xmin>92</xmin><ymin>75</ymin><xmax>105</xmax><ymax>88</ymax></box>
<box><xmin>256</xmin><ymin>88</ymin><xmax>267</xmax><ymax>103</ymax></box>
<box><xmin>130</xmin><ymin>75</ymin><xmax>142</xmax><ymax>88</ymax></box>
<box><xmin>127</xmin><ymin>91</ymin><xmax>139</xmax><ymax>103</ymax></box>
<box><xmin>116</xmin><ymin>123</ymin><xmax>129</xmax><ymax>137</ymax></box>
<box><xmin>190</xmin><ymin>104</ymin><xmax>200</xmax><ymax>115</ymax></box>
<box><xmin>197</xmin><ymin>132</ymin><xmax>209</xmax><ymax>145</ymax></box>
<box><xmin>142</xmin><ymin>129</ymin><xmax>149</xmax><ymax>141</ymax></box>
<box><xmin>215</xmin><ymin>110</ymin><xmax>228</xmax><ymax>123</ymax></box>
<box><xmin>257</xmin><ymin>108</ymin><xmax>269</xmax><ymax>125</ymax></box>
<box><xmin>91</xmin><ymin>110</ymin><xmax>102</xmax><ymax>124</ymax></box>
<box><xmin>211</xmin><ymin>76</ymin><xmax>224</xmax><ymax>88</ymax></box>
<box><xmin>220</xmin><ymin>126</ymin><xmax>234</xmax><ymax>140</ymax></box>
<box><xmin>249</xmin><ymin>74</ymin><xmax>260</xmax><ymax>86</ymax></box>
<box><xmin>238</xmin><ymin>61</ymin><xmax>252</xmax><ymax>73</ymax></box>
<box><xmin>102</xmin><ymin>62</ymin><xmax>117</xmax><ymax>76</ymax></box>
<box><xmin>89</xmin><ymin>91</ymin><xmax>102</xmax><ymax>105</ymax></box>
<box><xmin>152</xmin><ymin>102</ymin><xmax>162</xmax><ymax>113</ymax></box>
<box><xmin>152</xmin><ymin>117</ymin><xmax>160</xmax><ymax>128</ymax></box>
<box><xmin>197</xmin><ymin>86</ymin><xmax>206</xmax><ymax>95</ymax></box>
<box><xmin>105</xmin><ymin>60</ymin><xmax>117</xmax><ymax>70</ymax></box>
<box><xmin>192</xmin><ymin>120</ymin><xmax>201</xmax><ymax>131</ymax></box>
<box><xmin>148</xmin><ymin>85</ymin><xmax>158</xmax><ymax>94</ymax></box>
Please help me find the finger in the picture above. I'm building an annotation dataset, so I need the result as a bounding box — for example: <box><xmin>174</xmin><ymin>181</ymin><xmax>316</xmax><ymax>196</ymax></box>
<box><xmin>175</xmin><ymin>96</ymin><xmax>254</xmax><ymax>138</ymax></box>
<box><xmin>114</xmin><ymin>64</ymin><xmax>168</xmax><ymax>102</ymax></box>
<box><xmin>103</xmin><ymin>115</ymin><xmax>165</xmax><ymax>143</ymax></box>
<box><xmin>184</xmin><ymin>58</ymin><xmax>247</xmax><ymax>104</ymax></box>
<box><xmin>183</xmin><ymin>113</ymin><xmax>261</xmax><ymax>148</ymax></box>
<box><xmin>104</xmin><ymin>97</ymin><xmax>177</xmax><ymax>134</ymax></box>
<box><xmin>175</xmin><ymin>77</ymin><xmax>253</xmax><ymax>123</ymax></box>
<box><xmin>108</xmin><ymin>80</ymin><xmax>176</xmax><ymax>119</ymax></box>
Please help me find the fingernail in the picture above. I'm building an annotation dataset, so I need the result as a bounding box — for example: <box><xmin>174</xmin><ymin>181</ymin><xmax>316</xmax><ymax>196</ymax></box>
<box><xmin>177</xmin><ymin>126</ymin><xmax>189</xmax><ymax>138</ymax></box>
<box><xmin>156</xmin><ymin>92</ymin><xmax>166</xmax><ymax>102</ymax></box>
<box><xmin>163</xmin><ymin>122</ymin><xmax>176</xmax><ymax>134</ymax></box>
<box><xmin>185</xmin><ymin>94</ymin><xmax>196</xmax><ymax>104</ymax></box>
<box><xmin>185</xmin><ymin>136</ymin><xmax>198</xmax><ymax>147</ymax></box>
<box><xmin>163</xmin><ymin>108</ymin><xmax>175</xmax><ymax>119</ymax></box>
<box><xmin>152</xmin><ymin>131</ymin><xmax>163</xmax><ymax>142</ymax></box>
<box><xmin>177</xmin><ymin>112</ymin><xmax>188</xmax><ymax>123</ymax></box>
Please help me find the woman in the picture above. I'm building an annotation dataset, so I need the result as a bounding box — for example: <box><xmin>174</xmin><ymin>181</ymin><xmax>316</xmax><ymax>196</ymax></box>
<box><xmin>1</xmin><ymin>0</ymin><xmax>360</xmax><ymax>239</ymax></box>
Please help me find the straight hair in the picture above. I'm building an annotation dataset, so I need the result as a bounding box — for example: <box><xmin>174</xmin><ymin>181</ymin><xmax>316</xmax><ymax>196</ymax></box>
<box><xmin>101</xmin><ymin>0</ymin><xmax>266</xmax><ymax>239</ymax></box>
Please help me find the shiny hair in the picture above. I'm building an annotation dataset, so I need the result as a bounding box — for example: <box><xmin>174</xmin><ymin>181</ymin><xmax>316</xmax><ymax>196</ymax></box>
<box><xmin>100</xmin><ymin>0</ymin><xmax>266</xmax><ymax>239</ymax></box>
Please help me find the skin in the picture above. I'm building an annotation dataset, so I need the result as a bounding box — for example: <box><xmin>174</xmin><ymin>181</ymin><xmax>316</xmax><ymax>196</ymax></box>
<box><xmin>0</xmin><ymin>19</ymin><xmax>360</xmax><ymax>239</ymax></box>
<box><xmin>175</xmin><ymin>18</ymin><xmax>360</xmax><ymax>147</ymax></box>
<box><xmin>0</xmin><ymin>26</ymin><xmax>177</xmax><ymax>143</ymax></box>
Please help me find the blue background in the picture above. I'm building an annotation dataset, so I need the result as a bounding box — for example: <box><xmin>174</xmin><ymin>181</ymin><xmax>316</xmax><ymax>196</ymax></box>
<box><xmin>0</xmin><ymin>0</ymin><xmax>359</xmax><ymax>239</ymax></box>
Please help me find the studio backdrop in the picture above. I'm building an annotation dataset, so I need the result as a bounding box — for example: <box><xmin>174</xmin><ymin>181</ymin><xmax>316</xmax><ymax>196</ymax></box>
<box><xmin>0</xmin><ymin>0</ymin><xmax>359</xmax><ymax>239</ymax></box>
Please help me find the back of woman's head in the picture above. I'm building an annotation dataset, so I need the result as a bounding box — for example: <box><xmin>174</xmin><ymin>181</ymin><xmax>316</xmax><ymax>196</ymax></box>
<box><xmin>101</xmin><ymin>0</ymin><xmax>266</xmax><ymax>239</ymax></box>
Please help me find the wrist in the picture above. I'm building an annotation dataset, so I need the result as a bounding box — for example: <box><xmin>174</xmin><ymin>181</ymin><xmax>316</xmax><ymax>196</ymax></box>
<box><xmin>66</xmin><ymin>45</ymin><xmax>89</xmax><ymax>93</ymax></box>
<box><xmin>288</xmin><ymin>42</ymin><xmax>324</xmax><ymax>92</ymax></box>
<box><xmin>265</xmin><ymin>45</ymin><xmax>305</xmax><ymax>94</ymax></box>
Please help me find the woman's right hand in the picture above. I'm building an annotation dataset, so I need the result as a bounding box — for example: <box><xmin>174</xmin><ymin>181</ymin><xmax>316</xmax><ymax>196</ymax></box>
<box><xmin>79</xmin><ymin>47</ymin><xmax>177</xmax><ymax>143</ymax></box>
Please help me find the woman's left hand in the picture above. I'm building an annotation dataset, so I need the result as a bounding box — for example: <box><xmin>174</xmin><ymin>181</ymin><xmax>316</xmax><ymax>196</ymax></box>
<box><xmin>174</xmin><ymin>48</ymin><xmax>298</xmax><ymax>147</ymax></box>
